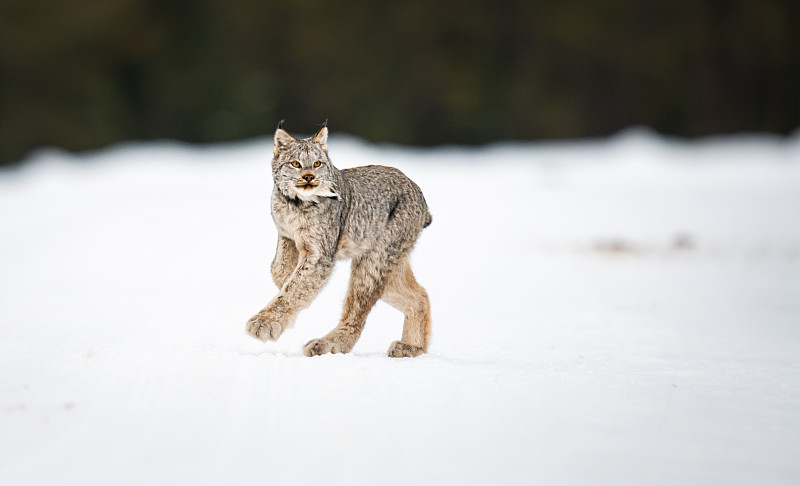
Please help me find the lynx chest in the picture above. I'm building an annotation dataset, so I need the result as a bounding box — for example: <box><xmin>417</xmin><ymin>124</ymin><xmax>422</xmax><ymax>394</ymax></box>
<box><xmin>271</xmin><ymin>195</ymin><xmax>341</xmax><ymax>254</ymax></box>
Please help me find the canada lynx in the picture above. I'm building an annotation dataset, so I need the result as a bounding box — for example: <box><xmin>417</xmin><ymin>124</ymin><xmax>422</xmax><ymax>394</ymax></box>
<box><xmin>246</xmin><ymin>121</ymin><xmax>432</xmax><ymax>357</ymax></box>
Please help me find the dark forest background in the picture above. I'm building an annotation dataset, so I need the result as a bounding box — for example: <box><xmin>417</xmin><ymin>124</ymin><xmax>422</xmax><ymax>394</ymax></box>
<box><xmin>1</xmin><ymin>0</ymin><xmax>798</xmax><ymax>165</ymax></box>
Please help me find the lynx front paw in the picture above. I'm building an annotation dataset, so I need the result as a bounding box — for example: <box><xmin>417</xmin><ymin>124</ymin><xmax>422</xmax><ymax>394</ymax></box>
<box><xmin>387</xmin><ymin>341</ymin><xmax>424</xmax><ymax>358</ymax></box>
<box><xmin>303</xmin><ymin>338</ymin><xmax>342</xmax><ymax>357</ymax></box>
<box><xmin>246</xmin><ymin>312</ymin><xmax>286</xmax><ymax>341</ymax></box>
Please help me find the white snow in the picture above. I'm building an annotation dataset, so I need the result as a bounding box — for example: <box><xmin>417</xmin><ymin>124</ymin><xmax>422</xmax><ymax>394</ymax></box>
<box><xmin>1</xmin><ymin>130</ymin><xmax>799</xmax><ymax>485</ymax></box>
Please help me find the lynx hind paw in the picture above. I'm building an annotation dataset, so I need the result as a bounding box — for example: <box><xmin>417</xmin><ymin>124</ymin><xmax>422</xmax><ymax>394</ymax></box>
<box><xmin>387</xmin><ymin>341</ymin><xmax>425</xmax><ymax>358</ymax></box>
<box><xmin>303</xmin><ymin>339</ymin><xmax>342</xmax><ymax>357</ymax></box>
<box><xmin>246</xmin><ymin>314</ymin><xmax>284</xmax><ymax>341</ymax></box>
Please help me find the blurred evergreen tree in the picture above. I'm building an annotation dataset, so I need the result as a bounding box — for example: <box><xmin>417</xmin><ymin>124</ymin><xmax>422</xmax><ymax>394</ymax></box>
<box><xmin>0</xmin><ymin>0</ymin><xmax>797</xmax><ymax>164</ymax></box>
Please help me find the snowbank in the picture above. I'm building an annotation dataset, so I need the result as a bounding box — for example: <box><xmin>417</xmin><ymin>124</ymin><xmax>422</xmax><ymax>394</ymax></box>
<box><xmin>1</xmin><ymin>131</ymin><xmax>799</xmax><ymax>485</ymax></box>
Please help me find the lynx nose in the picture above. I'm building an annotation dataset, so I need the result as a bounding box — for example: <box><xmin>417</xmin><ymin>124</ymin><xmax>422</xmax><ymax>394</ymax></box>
<box><xmin>302</xmin><ymin>173</ymin><xmax>315</xmax><ymax>183</ymax></box>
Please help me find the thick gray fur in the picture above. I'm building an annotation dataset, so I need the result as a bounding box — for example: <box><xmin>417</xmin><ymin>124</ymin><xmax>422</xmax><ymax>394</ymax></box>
<box><xmin>246</xmin><ymin>122</ymin><xmax>432</xmax><ymax>357</ymax></box>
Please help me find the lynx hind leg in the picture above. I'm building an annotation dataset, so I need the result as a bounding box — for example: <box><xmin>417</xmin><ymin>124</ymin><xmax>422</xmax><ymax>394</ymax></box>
<box><xmin>382</xmin><ymin>259</ymin><xmax>431</xmax><ymax>358</ymax></box>
<box><xmin>303</xmin><ymin>252</ymin><xmax>390</xmax><ymax>357</ymax></box>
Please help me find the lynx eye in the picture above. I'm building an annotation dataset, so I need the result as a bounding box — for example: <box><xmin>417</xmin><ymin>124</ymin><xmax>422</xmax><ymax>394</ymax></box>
<box><xmin>291</xmin><ymin>160</ymin><xmax>302</xmax><ymax>169</ymax></box>
<box><xmin>313</xmin><ymin>160</ymin><xmax>322</xmax><ymax>168</ymax></box>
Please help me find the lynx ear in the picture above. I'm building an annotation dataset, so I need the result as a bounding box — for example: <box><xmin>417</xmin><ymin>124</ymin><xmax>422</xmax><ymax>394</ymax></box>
<box><xmin>312</xmin><ymin>120</ymin><xmax>328</xmax><ymax>150</ymax></box>
<box><xmin>274</xmin><ymin>120</ymin><xmax>294</xmax><ymax>155</ymax></box>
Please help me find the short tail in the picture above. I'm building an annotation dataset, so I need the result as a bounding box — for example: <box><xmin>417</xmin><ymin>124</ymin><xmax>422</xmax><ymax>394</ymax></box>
<box><xmin>423</xmin><ymin>211</ymin><xmax>432</xmax><ymax>228</ymax></box>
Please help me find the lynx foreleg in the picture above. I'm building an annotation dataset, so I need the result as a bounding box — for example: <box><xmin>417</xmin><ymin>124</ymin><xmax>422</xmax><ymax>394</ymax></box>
<box><xmin>247</xmin><ymin>249</ymin><xmax>334</xmax><ymax>342</ymax></box>
<box><xmin>271</xmin><ymin>236</ymin><xmax>299</xmax><ymax>288</ymax></box>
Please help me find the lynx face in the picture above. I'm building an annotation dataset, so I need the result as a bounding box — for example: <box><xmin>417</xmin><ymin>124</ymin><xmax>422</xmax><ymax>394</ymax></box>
<box><xmin>272</xmin><ymin>125</ymin><xmax>339</xmax><ymax>201</ymax></box>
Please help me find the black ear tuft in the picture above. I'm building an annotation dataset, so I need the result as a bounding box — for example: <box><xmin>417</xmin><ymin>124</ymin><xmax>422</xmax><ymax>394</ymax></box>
<box><xmin>277</xmin><ymin>119</ymin><xmax>285</xmax><ymax>130</ymax></box>
<box><xmin>321</xmin><ymin>119</ymin><xmax>328</xmax><ymax>129</ymax></box>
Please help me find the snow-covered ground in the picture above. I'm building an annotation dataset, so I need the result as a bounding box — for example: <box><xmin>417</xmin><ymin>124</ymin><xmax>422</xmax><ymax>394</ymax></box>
<box><xmin>1</xmin><ymin>130</ymin><xmax>799</xmax><ymax>485</ymax></box>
